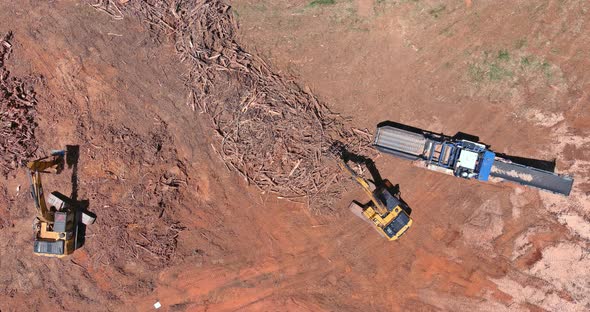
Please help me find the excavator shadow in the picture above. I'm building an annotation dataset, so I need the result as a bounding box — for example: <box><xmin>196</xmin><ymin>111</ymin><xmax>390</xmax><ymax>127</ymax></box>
<box><xmin>66</xmin><ymin>145</ymin><xmax>95</xmax><ymax>250</ymax></box>
<box><xmin>339</xmin><ymin>147</ymin><xmax>413</xmax><ymax>216</ymax></box>
<box><xmin>384</xmin><ymin>183</ymin><xmax>412</xmax><ymax>216</ymax></box>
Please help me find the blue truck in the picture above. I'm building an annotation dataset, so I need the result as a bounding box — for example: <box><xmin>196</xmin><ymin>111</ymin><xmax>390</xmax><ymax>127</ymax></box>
<box><xmin>374</xmin><ymin>124</ymin><xmax>573</xmax><ymax>196</ymax></box>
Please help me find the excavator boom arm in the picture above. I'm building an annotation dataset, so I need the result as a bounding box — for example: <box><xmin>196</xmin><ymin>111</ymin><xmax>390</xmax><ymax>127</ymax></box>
<box><xmin>337</xmin><ymin>160</ymin><xmax>389</xmax><ymax>215</ymax></box>
<box><xmin>26</xmin><ymin>151</ymin><xmax>65</xmax><ymax>223</ymax></box>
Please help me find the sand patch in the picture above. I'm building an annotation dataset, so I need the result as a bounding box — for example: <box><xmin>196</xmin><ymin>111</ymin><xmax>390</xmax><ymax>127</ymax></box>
<box><xmin>492</xmin><ymin>276</ymin><xmax>584</xmax><ymax>312</ymax></box>
<box><xmin>529</xmin><ymin>243</ymin><xmax>590</xmax><ymax>305</ymax></box>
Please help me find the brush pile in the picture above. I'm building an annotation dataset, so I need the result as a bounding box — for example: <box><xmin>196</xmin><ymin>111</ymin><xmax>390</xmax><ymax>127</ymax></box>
<box><xmin>119</xmin><ymin>0</ymin><xmax>373</xmax><ymax>211</ymax></box>
<box><xmin>0</xmin><ymin>32</ymin><xmax>38</xmax><ymax>176</ymax></box>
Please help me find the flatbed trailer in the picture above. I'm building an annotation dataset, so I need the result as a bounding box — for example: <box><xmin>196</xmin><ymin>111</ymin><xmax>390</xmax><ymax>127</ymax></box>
<box><xmin>374</xmin><ymin>124</ymin><xmax>573</xmax><ymax>196</ymax></box>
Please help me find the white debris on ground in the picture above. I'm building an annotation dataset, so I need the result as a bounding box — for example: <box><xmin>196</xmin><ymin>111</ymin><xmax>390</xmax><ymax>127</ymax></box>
<box><xmin>558</xmin><ymin>214</ymin><xmax>590</xmax><ymax>241</ymax></box>
<box><xmin>491</xmin><ymin>275</ymin><xmax>585</xmax><ymax>312</ymax></box>
<box><xmin>529</xmin><ymin>243</ymin><xmax>590</xmax><ymax>308</ymax></box>
<box><xmin>539</xmin><ymin>124</ymin><xmax>590</xmax><ymax>240</ymax></box>
<box><xmin>523</xmin><ymin>108</ymin><xmax>565</xmax><ymax>128</ymax></box>
<box><xmin>510</xmin><ymin>226</ymin><xmax>540</xmax><ymax>261</ymax></box>
<box><xmin>418</xmin><ymin>289</ymin><xmax>512</xmax><ymax>312</ymax></box>
<box><xmin>509</xmin><ymin>187</ymin><xmax>528</xmax><ymax>219</ymax></box>
<box><xmin>491</xmin><ymin>121</ymin><xmax>590</xmax><ymax>311</ymax></box>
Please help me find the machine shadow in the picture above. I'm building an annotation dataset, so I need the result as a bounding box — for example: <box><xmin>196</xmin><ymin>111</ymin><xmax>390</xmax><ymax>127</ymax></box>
<box><xmin>66</xmin><ymin>145</ymin><xmax>95</xmax><ymax>249</ymax></box>
<box><xmin>495</xmin><ymin>153</ymin><xmax>556</xmax><ymax>172</ymax></box>
<box><xmin>340</xmin><ymin>148</ymin><xmax>413</xmax><ymax>216</ymax></box>
<box><xmin>377</xmin><ymin>120</ymin><xmax>425</xmax><ymax>136</ymax></box>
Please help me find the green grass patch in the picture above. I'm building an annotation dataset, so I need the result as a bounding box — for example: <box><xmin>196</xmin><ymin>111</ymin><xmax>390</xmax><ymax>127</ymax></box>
<box><xmin>470</xmin><ymin>50</ymin><xmax>559</xmax><ymax>84</ymax></box>
<box><xmin>309</xmin><ymin>0</ymin><xmax>335</xmax><ymax>7</ymax></box>
<box><xmin>468</xmin><ymin>62</ymin><xmax>512</xmax><ymax>82</ymax></box>
<box><xmin>469</xmin><ymin>64</ymin><xmax>485</xmax><ymax>82</ymax></box>
<box><xmin>519</xmin><ymin>55</ymin><xmax>553</xmax><ymax>78</ymax></box>
<box><xmin>520</xmin><ymin>56</ymin><xmax>531</xmax><ymax>66</ymax></box>
<box><xmin>515</xmin><ymin>38</ymin><xmax>527</xmax><ymax>49</ymax></box>
<box><xmin>469</xmin><ymin>50</ymin><xmax>515</xmax><ymax>82</ymax></box>
<box><xmin>488</xmin><ymin>63</ymin><xmax>512</xmax><ymax>80</ymax></box>
<box><xmin>542</xmin><ymin>61</ymin><xmax>552</xmax><ymax>78</ymax></box>
<box><xmin>429</xmin><ymin>5</ymin><xmax>446</xmax><ymax>18</ymax></box>
<box><xmin>497</xmin><ymin>50</ymin><xmax>510</xmax><ymax>61</ymax></box>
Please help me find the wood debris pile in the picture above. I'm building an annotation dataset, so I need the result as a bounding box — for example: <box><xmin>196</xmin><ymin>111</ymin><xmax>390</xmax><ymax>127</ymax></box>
<box><xmin>121</xmin><ymin>0</ymin><xmax>374</xmax><ymax>212</ymax></box>
<box><xmin>0</xmin><ymin>32</ymin><xmax>38</xmax><ymax>176</ymax></box>
<box><xmin>84</xmin><ymin>124</ymin><xmax>187</xmax><ymax>268</ymax></box>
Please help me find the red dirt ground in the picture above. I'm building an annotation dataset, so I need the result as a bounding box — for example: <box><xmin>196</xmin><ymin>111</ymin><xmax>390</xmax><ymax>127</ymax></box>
<box><xmin>1</xmin><ymin>0</ymin><xmax>589</xmax><ymax>311</ymax></box>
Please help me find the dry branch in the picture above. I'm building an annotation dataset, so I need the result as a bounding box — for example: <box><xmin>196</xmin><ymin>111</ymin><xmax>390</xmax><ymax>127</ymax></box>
<box><xmin>0</xmin><ymin>32</ymin><xmax>39</xmax><ymax>176</ymax></box>
<box><xmin>120</xmin><ymin>0</ymin><xmax>375</xmax><ymax>212</ymax></box>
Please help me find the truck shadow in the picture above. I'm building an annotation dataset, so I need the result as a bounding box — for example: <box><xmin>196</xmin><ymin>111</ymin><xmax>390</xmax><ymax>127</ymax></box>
<box><xmin>66</xmin><ymin>145</ymin><xmax>95</xmax><ymax>249</ymax></box>
<box><xmin>494</xmin><ymin>153</ymin><xmax>556</xmax><ymax>172</ymax></box>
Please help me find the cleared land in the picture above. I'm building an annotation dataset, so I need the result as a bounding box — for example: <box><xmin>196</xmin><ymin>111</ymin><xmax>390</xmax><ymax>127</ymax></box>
<box><xmin>0</xmin><ymin>0</ymin><xmax>589</xmax><ymax>311</ymax></box>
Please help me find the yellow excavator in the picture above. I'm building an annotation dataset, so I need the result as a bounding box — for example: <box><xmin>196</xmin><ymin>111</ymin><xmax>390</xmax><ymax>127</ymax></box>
<box><xmin>27</xmin><ymin>150</ymin><xmax>93</xmax><ymax>257</ymax></box>
<box><xmin>338</xmin><ymin>158</ymin><xmax>413</xmax><ymax>241</ymax></box>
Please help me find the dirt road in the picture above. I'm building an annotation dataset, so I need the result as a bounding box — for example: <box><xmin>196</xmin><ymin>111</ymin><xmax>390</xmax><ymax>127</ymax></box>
<box><xmin>0</xmin><ymin>0</ymin><xmax>588</xmax><ymax>311</ymax></box>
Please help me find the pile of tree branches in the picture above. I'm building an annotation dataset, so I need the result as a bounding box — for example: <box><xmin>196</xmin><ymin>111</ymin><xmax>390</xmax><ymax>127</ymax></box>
<box><xmin>120</xmin><ymin>0</ymin><xmax>374</xmax><ymax>212</ymax></box>
<box><xmin>0</xmin><ymin>32</ymin><xmax>38</xmax><ymax>176</ymax></box>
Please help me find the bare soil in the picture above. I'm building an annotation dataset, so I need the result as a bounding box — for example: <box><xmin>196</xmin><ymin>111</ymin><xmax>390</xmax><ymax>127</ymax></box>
<box><xmin>0</xmin><ymin>0</ymin><xmax>589</xmax><ymax>311</ymax></box>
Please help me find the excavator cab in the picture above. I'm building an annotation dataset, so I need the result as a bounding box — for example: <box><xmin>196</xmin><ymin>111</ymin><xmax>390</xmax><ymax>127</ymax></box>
<box><xmin>349</xmin><ymin>179</ymin><xmax>413</xmax><ymax>241</ymax></box>
<box><xmin>33</xmin><ymin>192</ymin><xmax>78</xmax><ymax>257</ymax></box>
<box><xmin>375</xmin><ymin>186</ymin><xmax>412</xmax><ymax>239</ymax></box>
